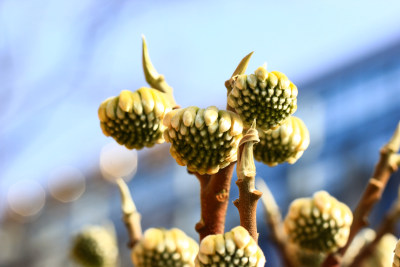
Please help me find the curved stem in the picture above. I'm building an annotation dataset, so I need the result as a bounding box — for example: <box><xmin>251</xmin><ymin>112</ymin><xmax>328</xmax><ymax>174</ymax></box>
<box><xmin>116</xmin><ymin>178</ymin><xmax>142</xmax><ymax>248</ymax></box>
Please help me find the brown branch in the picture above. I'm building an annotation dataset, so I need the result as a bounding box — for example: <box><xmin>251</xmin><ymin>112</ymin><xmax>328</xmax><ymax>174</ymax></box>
<box><xmin>323</xmin><ymin>122</ymin><xmax>400</xmax><ymax>267</ymax></box>
<box><xmin>257</xmin><ymin>179</ymin><xmax>296</xmax><ymax>267</ymax></box>
<box><xmin>194</xmin><ymin>164</ymin><xmax>235</xmax><ymax>241</ymax></box>
<box><xmin>116</xmin><ymin>178</ymin><xmax>142</xmax><ymax>248</ymax></box>
<box><xmin>233</xmin><ymin>121</ymin><xmax>262</xmax><ymax>242</ymax></box>
<box><xmin>348</xmin><ymin>185</ymin><xmax>400</xmax><ymax>267</ymax></box>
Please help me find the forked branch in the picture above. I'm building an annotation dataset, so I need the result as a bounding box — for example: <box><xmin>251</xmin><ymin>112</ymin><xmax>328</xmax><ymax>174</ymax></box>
<box><xmin>323</xmin><ymin>122</ymin><xmax>400</xmax><ymax>266</ymax></box>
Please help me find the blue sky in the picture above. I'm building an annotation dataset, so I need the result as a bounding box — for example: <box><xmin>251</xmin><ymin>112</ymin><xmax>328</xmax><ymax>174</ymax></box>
<box><xmin>1</xmin><ymin>0</ymin><xmax>400</xmax><ymax>217</ymax></box>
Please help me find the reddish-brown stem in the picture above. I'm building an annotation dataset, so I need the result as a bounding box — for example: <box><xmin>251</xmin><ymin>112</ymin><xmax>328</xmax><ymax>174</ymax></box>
<box><xmin>322</xmin><ymin>122</ymin><xmax>400</xmax><ymax>267</ymax></box>
<box><xmin>233</xmin><ymin>123</ymin><xmax>262</xmax><ymax>242</ymax></box>
<box><xmin>194</xmin><ymin>163</ymin><xmax>235</xmax><ymax>241</ymax></box>
<box><xmin>348</xmin><ymin>186</ymin><xmax>400</xmax><ymax>267</ymax></box>
<box><xmin>234</xmin><ymin>179</ymin><xmax>262</xmax><ymax>242</ymax></box>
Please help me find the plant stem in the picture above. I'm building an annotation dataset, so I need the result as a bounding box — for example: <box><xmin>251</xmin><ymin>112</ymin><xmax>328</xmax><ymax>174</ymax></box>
<box><xmin>233</xmin><ymin>121</ymin><xmax>262</xmax><ymax>242</ymax></box>
<box><xmin>116</xmin><ymin>178</ymin><xmax>142</xmax><ymax>248</ymax></box>
<box><xmin>348</xmin><ymin>185</ymin><xmax>400</xmax><ymax>267</ymax></box>
<box><xmin>322</xmin><ymin>122</ymin><xmax>400</xmax><ymax>267</ymax></box>
<box><xmin>194</xmin><ymin>51</ymin><xmax>255</xmax><ymax>241</ymax></box>
<box><xmin>194</xmin><ymin>165</ymin><xmax>235</xmax><ymax>241</ymax></box>
<box><xmin>257</xmin><ymin>179</ymin><xmax>296</xmax><ymax>267</ymax></box>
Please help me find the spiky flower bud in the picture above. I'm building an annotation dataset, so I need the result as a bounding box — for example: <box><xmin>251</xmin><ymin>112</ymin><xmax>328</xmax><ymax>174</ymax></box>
<box><xmin>228</xmin><ymin>65</ymin><xmax>297</xmax><ymax>130</ymax></box>
<box><xmin>254</xmin><ymin>116</ymin><xmax>310</xmax><ymax>166</ymax></box>
<box><xmin>71</xmin><ymin>225</ymin><xmax>118</xmax><ymax>267</ymax></box>
<box><xmin>284</xmin><ymin>191</ymin><xmax>353</xmax><ymax>253</ymax></box>
<box><xmin>195</xmin><ymin>226</ymin><xmax>266</xmax><ymax>267</ymax></box>
<box><xmin>163</xmin><ymin>106</ymin><xmax>243</xmax><ymax>175</ymax></box>
<box><xmin>393</xmin><ymin>239</ymin><xmax>400</xmax><ymax>267</ymax></box>
<box><xmin>131</xmin><ymin>228</ymin><xmax>199</xmax><ymax>267</ymax></box>
<box><xmin>98</xmin><ymin>87</ymin><xmax>173</xmax><ymax>149</ymax></box>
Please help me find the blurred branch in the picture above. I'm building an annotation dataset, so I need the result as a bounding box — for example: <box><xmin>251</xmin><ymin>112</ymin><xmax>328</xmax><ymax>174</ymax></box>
<box><xmin>257</xmin><ymin>179</ymin><xmax>295</xmax><ymax>267</ymax></box>
<box><xmin>349</xmin><ymin>185</ymin><xmax>400</xmax><ymax>267</ymax></box>
<box><xmin>323</xmin><ymin>122</ymin><xmax>400</xmax><ymax>267</ymax></box>
<box><xmin>116</xmin><ymin>178</ymin><xmax>142</xmax><ymax>248</ymax></box>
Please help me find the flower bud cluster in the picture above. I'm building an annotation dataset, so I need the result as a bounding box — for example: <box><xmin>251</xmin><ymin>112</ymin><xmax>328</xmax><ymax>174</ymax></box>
<box><xmin>98</xmin><ymin>87</ymin><xmax>172</xmax><ymax>149</ymax></box>
<box><xmin>228</xmin><ymin>65</ymin><xmax>297</xmax><ymax>131</ymax></box>
<box><xmin>163</xmin><ymin>106</ymin><xmax>243</xmax><ymax>175</ymax></box>
<box><xmin>132</xmin><ymin>228</ymin><xmax>199</xmax><ymax>267</ymax></box>
<box><xmin>254</xmin><ymin>116</ymin><xmax>309</xmax><ymax>166</ymax></box>
<box><xmin>393</xmin><ymin>239</ymin><xmax>400</xmax><ymax>267</ymax></box>
<box><xmin>195</xmin><ymin>226</ymin><xmax>265</xmax><ymax>267</ymax></box>
<box><xmin>71</xmin><ymin>225</ymin><xmax>118</xmax><ymax>267</ymax></box>
<box><xmin>284</xmin><ymin>191</ymin><xmax>353</xmax><ymax>253</ymax></box>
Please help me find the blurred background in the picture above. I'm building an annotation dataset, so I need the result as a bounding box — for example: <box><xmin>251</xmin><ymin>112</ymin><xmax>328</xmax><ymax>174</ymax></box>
<box><xmin>1</xmin><ymin>0</ymin><xmax>400</xmax><ymax>266</ymax></box>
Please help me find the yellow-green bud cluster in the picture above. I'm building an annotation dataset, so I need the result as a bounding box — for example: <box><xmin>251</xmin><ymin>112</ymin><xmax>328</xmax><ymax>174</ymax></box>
<box><xmin>284</xmin><ymin>191</ymin><xmax>353</xmax><ymax>253</ymax></box>
<box><xmin>254</xmin><ymin>116</ymin><xmax>310</xmax><ymax>166</ymax></box>
<box><xmin>342</xmin><ymin>228</ymin><xmax>397</xmax><ymax>267</ymax></box>
<box><xmin>195</xmin><ymin>226</ymin><xmax>266</xmax><ymax>267</ymax></box>
<box><xmin>393</xmin><ymin>239</ymin><xmax>400</xmax><ymax>267</ymax></box>
<box><xmin>70</xmin><ymin>225</ymin><xmax>118</xmax><ymax>267</ymax></box>
<box><xmin>163</xmin><ymin>106</ymin><xmax>243</xmax><ymax>175</ymax></box>
<box><xmin>98</xmin><ymin>87</ymin><xmax>172</xmax><ymax>149</ymax></box>
<box><xmin>131</xmin><ymin>228</ymin><xmax>199</xmax><ymax>267</ymax></box>
<box><xmin>228</xmin><ymin>66</ymin><xmax>298</xmax><ymax>131</ymax></box>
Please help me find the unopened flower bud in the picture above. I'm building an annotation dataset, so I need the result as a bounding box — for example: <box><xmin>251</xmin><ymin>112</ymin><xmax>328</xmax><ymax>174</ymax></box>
<box><xmin>228</xmin><ymin>65</ymin><xmax>297</xmax><ymax>130</ymax></box>
<box><xmin>393</xmin><ymin>239</ymin><xmax>400</xmax><ymax>267</ymax></box>
<box><xmin>195</xmin><ymin>226</ymin><xmax>265</xmax><ymax>267</ymax></box>
<box><xmin>132</xmin><ymin>228</ymin><xmax>198</xmax><ymax>267</ymax></box>
<box><xmin>343</xmin><ymin>228</ymin><xmax>396</xmax><ymax>267</ymax></box>
<box><xmin>254</xmin><ymin>116</ymin><xmax>309</xmax><ymax>166</ymax></box>
<box><xmin>98</xmin><ymin>87</ymin><xmax>173</xmax><ymax>149</ymax></box>
<box><xmin>284</xmin><ymin>191</ymin><xmax>353</xmax><ymax>253</ymax></box>
<box><xmin>163</xmin><ymin>106</ymin><xmax>243</xmax><ymax>175</ymax></box>
<box><xmin>71</xmin><ymin>225</ymin><xmax>118</xmax><ymax>267</ymax></box>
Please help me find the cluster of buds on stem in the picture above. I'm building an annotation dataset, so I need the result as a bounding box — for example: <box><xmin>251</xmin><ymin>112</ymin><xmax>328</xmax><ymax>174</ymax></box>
<box><xmin>284</xmin><ymin>191</ymin><xmax>353</xmax><ymax>253</ymax></box>
<box><xmin>131</xmin><ymin>228</ymin><xmax>199</xmax><ymax>267</ymax></box>
<box><xmin>195</xmin><ymin>226</ymin><xmax>265</xmax><ymax>267</ymax></box>
<box><xmin>98</xmin><ymin>87</ymin><xmax>173</xmax><ymax>149</ymax></box>
<box><xmin>228</xmin><ymin>64</ymin><xmax>297</xmax><ymax>131</ymax></box>
<box><xmin>163</xmin><ymin>106</ymin><xmax>243</xmax><ymax>175</ymax></box>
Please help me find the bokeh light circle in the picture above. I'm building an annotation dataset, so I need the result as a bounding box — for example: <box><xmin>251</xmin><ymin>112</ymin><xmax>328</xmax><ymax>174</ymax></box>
<box><xmin>7</xmin><ymin>180</ymin><xmax>46</xmax><ymax>217</ymax></box>
<box><xmin>48</xmin><ymin>166</ymin><xmax>86</xmax><ymax>203</ymax></box>
<box><xmin>100</xmin><ymin>142</ymin><xmax>138</xmax><ymax>182</ymax></box>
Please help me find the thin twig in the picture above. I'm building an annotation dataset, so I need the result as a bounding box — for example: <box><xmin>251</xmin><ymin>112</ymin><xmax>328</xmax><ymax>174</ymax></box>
<box><xmin>233</xmin><ymin>121</ymin><xmax>262</xmax><ymax>242</ymax></box>
<box><xmin>323</xmin><ymin>122</ymin><xmax>400</xmax><ymax>267</ymax></box>
<box><xmin>348</xmin><ymin>185</ymin><xmax>400</xmax><ymax>267</ymax></box>
<box><xmin>116</xmin><ymin>178</ymin><xmax>142</xmax><ymax>248</ymax></box>
<box><xmin>257</xmin><ymin>179</ymin><xmax>296</xmax><ymax>267</ymax></box>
